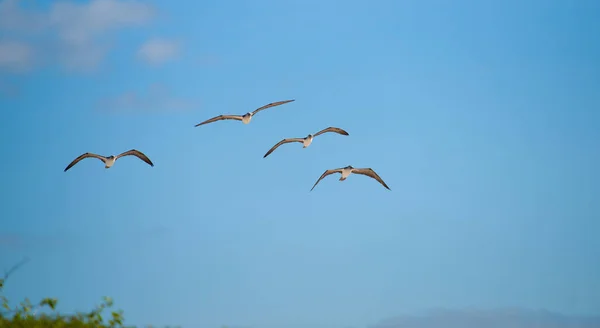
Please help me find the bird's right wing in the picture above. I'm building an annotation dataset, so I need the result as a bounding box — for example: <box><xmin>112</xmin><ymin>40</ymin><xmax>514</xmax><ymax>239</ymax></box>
<box><xmin>251</xmin><ymin>99</ymin><xmax>295</xmax><ymax>116</ymax></box>
<box><xmin>351</xmin><ymin>168</ymin><xmax>391</xmax><ymax>190</ymax></box>
<box><xmin>64</xmin><ymin>153</ymin><xmax>107</xmax><ymax>172</ymax></box>
<box><xmin>116</xmin><ymin>149</ymin><xmax>154</xmax><ymax>167</ymax></box>
<box><xmin>313</xmin><ymin>126</ymin><xmax>350</xmax><ymax>137</ymax></box>
<box><xmin>194</xmin><ymin>115</ymin><xmax>243</xmax><ymax>127</ymax></box>
<box><xmin>310</xmin><ymin>168</ymin><xmax>343</xmax><ymax>191</ymax></box>
<box><xmin>263</xmin><ymin>138</ymin><xmax>304</xmax><ymax>158</ymax></box>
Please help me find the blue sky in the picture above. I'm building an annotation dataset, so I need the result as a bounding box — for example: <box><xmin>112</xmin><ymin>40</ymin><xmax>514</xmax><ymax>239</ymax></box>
<box><xmin>1</xmin><ymin>0</ymin><xmax>599</xmax><ymax>327</ymax></box>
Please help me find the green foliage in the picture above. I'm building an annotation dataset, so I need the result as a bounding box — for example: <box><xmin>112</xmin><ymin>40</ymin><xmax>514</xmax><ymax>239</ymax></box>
<box><xmin>0</xmin><ymin>259</ymin><xmax>133</xmax><ymax>328</ymax></box>
<box><xmin>0</xmin><ymin>292</ymin><xmax>129</xmax><ymax>328</ymax></box>
<box><xmin>0</xmin><ymin>259</ymin><xmax>183</xmax><ymax>328</ymax></box>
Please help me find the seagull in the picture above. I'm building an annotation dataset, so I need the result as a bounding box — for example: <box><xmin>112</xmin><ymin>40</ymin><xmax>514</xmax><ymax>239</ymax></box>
<box><xmin>194</xmin><ymin>99</ymin><xmax>295</xmax><ymax>127</ymax></box>
<box><xmin>64</xmin><ymin>149</ymin><xmax>154</xmax><ymax>172</ymax></box>
<box><xmin>310</xmin><ymin>165</ymin><xmax>390</xmax><ymax>191</ymax></box>
<box><xmin>263</xmin><ymin>126</ymin><xmax>349</xmax><ymax>158</ymax></box>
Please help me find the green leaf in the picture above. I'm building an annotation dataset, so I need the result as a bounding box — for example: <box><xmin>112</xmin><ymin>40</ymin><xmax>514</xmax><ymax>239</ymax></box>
<box><xmin>103</xmin><ymin>296</ymin><xmax>114</xmax><ymax>307</ymax></box>
<box><xmin>40</xmin><ymin>297</ymin><xmax>58</xmax><ymax>310</ymax></box>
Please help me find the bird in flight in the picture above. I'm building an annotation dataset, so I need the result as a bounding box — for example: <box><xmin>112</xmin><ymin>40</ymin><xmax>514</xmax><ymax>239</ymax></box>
<box><xmin>64</xmin><ymin>149</ymin><xmax>154</xmax><ymax>172</ymax></box>
<box><xmin>263</xmin><ymin>126</ymin><xmax>349</xmax><ymax>158</ymax></box>
<box><xmin>194</xmin><ymin>99</ymin><xmax>295</xmax><ymax>127</ymax></box>
<box><xmin>310</xmin><ymin>165</ymin><xmax>390</xmax><ymax>191</ymax></box>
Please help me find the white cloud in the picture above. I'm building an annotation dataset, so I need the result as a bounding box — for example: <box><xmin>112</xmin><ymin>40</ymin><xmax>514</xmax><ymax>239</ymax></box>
<box><xmin>0</xmin><ymin>41</ymin><xmax>33</xmax><ymax>71</ymax></box>
<box><xmin>0</xmin><ymin>0</ymin><xmax>156</xmax><ymax>72</ymax></box>
<box><xmin>50</xmin><ymin>0</ymin><xmax>154</xmax><ymax>42</ymax></box>
<box><xmin>137</xmin><ymin>38</ymin><xmax>181</xmax><ymax>65</ymax></box>
<box><xmin>0</xmin><ymin>0</ymin><xmax>48</xmax><ymax>33</ymax></box>
<box><xmin>374</xmin><ymin>308</ymin><xmax>600</xmax><ymax>328</ymax></box>
<box><xmin>97</xmin><ymin>83</ymin><xmax>199</xmax><ymax>114</ymax></box>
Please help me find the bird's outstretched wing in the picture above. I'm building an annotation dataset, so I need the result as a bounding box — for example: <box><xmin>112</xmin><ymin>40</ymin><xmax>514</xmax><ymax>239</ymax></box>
<box><xmin>251</xmin><ymin>99</ymin><xmax>295</xmax><ymax>116</ymax></box>
<box><xmin>263</xmin><ymin>138</ymin><xmax>304</xmax><ymax>158</ymax></box>
<box><xmin>310</xmin><ymin>168</ymin><xmax>344</xmax><ymax>191</ymax></box>
<box><xmin>313</xmin><ymin>127</ymin><xmax>349</xmax><ymax>137</ymax></box>
<box><xmin>64</xmin><ymin>153</ymin><xmax>107</xmax><ymax>172</ymax></box>
<box><xmin>116</xmin><ymin>149</ymin><xmax>154</xmax><ymax>167</ymax></box>
<box><xmin>195</xmin><ymin>115</ymin><xmax>243</xmax><ymax>127</ymax></box>
<box><xmin>351</xmin><ymin>168</ymin><xmax>390</xmax><ymax>190</ymax></box>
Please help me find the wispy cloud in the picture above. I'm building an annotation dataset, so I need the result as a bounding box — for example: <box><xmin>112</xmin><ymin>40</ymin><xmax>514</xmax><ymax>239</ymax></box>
<box><xmin>0</xmin><ymin>0</ymin><xmax>156</xmax><ymax>72</ymax></box>
<box><xmin>0</xmin><ymin>232</ymin><xmax>69</xmax><ymax>251</ymax></box>
<box><xmin>0</xmin><ymin>79</ymin><xmax>19</xmax><ymax>98</ymax></box>
<box><xmin>137</xmin><ymin>38</ymin><xmax>181</xmax><ymax>65</ymax></box>
<box><xmin>0</xmin><ymin>233</ymin><xmax>23</xmax><ymax>249</ymax></box>
<box><xmin>0</xmin><ymin>40</ymin><xmax>33</xmax><ymax>71</ymax></box>
<box><xmin>0</xmin><ymin>228</ymin><xmax>173</xmax><ymax>253</ymax></box>
<box><xmin>373</xmin><ymin>308</ymin><xmax>600</xmax><ymax>328</ymax></box>
<box><xmin>96</xmin><ymin>83</ymin><xmax>200</xmax><ymax>114</ymax></box>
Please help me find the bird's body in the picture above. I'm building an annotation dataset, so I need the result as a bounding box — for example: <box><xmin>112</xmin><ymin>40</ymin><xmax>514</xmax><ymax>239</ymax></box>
<box><xmin>302</xmin><ymin>134</ymin><xmax>314</xmax><ymax>148</ymax></box>
<box><xmin>104</xmin><ymin>156</ymin><xmax>117</xmax><ymax>168</ymax></box>
<box><xmin>263</xmin><ymin>127</ymin><xmax>349</xmax><ymax>158</ymax></box>
<box><xmin>241</xmin><ymin>113</ymin><xmax>253</xmax><ymax>124</ymax></box>
<box><xmin>195</xmin><ymin>99</ymin><xmax>294</xmax><ymax>127</ymax></box>
<box><xmin>339</xmin><ymin>166</ymin><xmax>353</xmax><ymax>180</ymax></box>
<box><xmin>64</xmin><ymin>149</ymin><xmax>154</xmax><ymax>172</ymax></box>
<box><xmin>310</xmin><ymin>165</ymin><xmax>390</xmax><ymax>191</ymax></box>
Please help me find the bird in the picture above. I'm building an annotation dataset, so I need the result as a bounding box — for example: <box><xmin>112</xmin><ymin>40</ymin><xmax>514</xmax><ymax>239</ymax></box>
<box><xmin>310</xmin><ymin>165</ymin><xmax>390</xmax><ymax>191</ymax></box>
<box><xmin>263</xmin><ymin>126</ymin><xmax>349</xmax><ymax>158</ymax></box>
<box><xmin>194</xmin><ymin>99</ymin><xmax>295</xmax><ymax>127</ymax></box>
<box><xmin>64</xmin><ymin>149</ymin><xmax>154</xmax><ymax>172</ymax></box>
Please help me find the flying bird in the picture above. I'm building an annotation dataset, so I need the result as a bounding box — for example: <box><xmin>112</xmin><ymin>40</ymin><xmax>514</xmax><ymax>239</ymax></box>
<box><xmin>310</xmin><ymin>165</ymin><xmax>390</xmax><ymax>191</ymax></box>
<box><xmin>263</xmin><ymin>126</ymin><xmax>349</xmax><ymax>158</ymax></box>
<box><xmin>194</xmin><ymin>99</ymin><xmax>295</xmax><ymax>127</ymax></box>
<box><xmin>64</xmin><ymin>149</ymin><xmax>154</xmax><ymax>172</ymax></box>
